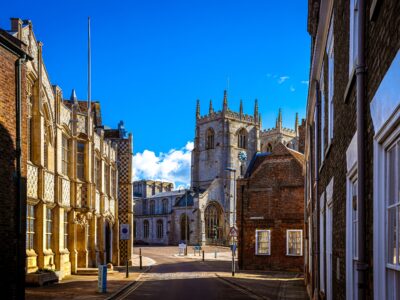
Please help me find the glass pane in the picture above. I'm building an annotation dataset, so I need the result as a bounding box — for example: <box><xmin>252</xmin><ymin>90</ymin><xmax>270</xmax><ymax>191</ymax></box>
<box><xmin>388</xmin><ymin>207</ymin><xmax>397</xmax><ymax>264</ymax></box>
<box><xmin>388</xmin><ymin>146</ymin><xmax>397</xmax><ymax>206</ymax></box>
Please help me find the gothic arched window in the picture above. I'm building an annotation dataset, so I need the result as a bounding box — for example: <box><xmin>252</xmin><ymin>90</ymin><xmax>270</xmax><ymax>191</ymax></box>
<box><xmin>162</xmin><ymin>199</ymin><xmax>168</xmax><ymax>214</ymax></box>
<box><xmin>156</xmin><ymin>220</ymin><xmax>163</xmax><ymax>239</ymax></box>
<box><xmin>266</xmin><ymin>143</ymin><xmax>273</xmax><ymax>152</ymax></box>
<box><xmin>143</xmin><ymin>220</ymin><xmax>149</xmax><ymax>238</ymax></box>
<box><xmin>238</xmin><ymin>128</ymin><xmax>247</xmax><ymax>149</ymax></box>
<box><xmin>180</xmin><ymin>214</ymin><xmax>190</xmax><ymax>242</ymax></box>
<box><xmin>150</xmin><ymin>200</ymin><xmax>155</xmax><ymax>215</ymax></box>
<box><xmin>206</xmin><ymin>128</ymin><xmax>215</xmax><ymax>150</ymax></box>
<box><xmin>205</xmin><ymin>203</ymin><xmax>222</xmax><ymax>242</ymax></box>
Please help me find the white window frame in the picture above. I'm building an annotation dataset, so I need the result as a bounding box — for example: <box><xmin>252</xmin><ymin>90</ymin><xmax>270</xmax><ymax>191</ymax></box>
<box><xmin>286</xmin><ymin>229</ymin><xmax>303</xmax><ymax>256</ymax></box>
<box><xmin>255</xmin><ymin>229</ymin><xmax>271</xmax><ymax>255</ymax></box>
<box><xmin>374</xmin><ymin>106</ymin><xmax>400</xmax><ymax>300</ymax></box>
<box><xmin>349</xmin><ymin>0</ymin><xmax>359</xmax><ymax>76</ymax></box>
<box><xmin>327</xmin><ymin>15</ymin><xmax>334</xmax><ymax>144</ymax></box>
<box><xmin>320</xmin><ymin>192</ymin><xmax>326</xmax><ymax>293</ymax></box>
<box><xmin>346</xmin><ymin>165</ymin><xmax>359</xmax><ymax>300</ymax></box>
<box><xmin>326</xmin><ymin>177</ymin><xmax>334</xmax><ymax>300</ymax></box>
<box><xmin>320</xmin><ymin>64</ymin><xmax>325</xmax><ymax>161</ymax></box>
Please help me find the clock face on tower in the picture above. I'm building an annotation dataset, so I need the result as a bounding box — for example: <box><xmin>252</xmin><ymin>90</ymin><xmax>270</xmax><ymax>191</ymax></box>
<box><xmin>238</xmin><ymin>151</ymin><xmax>247</xmax><ymax>162</ymax></box>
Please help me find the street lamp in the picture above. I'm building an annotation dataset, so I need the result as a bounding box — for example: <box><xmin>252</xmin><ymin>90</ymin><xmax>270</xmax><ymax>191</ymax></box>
<box><xmin>178</xmin><ymin>186</ymin><xmax>189</xmax><ymax>255</ymax></box>
<box><xmin>225</xmin><ymin>150</ymin><xmax>247</xmax><ymax>277</ymax></box>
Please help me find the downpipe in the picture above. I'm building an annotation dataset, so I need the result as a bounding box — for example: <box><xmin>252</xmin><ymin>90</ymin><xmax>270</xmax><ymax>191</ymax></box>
<box><xmin>356</xmin><ymin>0</ymin><xmax>368</xmax><ymax>299</ymax></box>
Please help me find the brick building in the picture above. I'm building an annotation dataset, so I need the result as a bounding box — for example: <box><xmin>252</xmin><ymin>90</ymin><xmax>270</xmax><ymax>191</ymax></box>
<box><xmin>0</xmin><ymin>25</ymin><xmax>32</xmax><ymax>299</ymax></box>
<box><xmin>237</xmin><ymin>143</ymin><xmax>304</xmax><ymax>271</ymax></box>
<box><xmin>3</xmin><ymin>18</ymin><xmax>134</xmax><ymax>280</ymax></box>
<box><xmin>304</xmin><ymin>0</ymin><xmax>400</xmax><ymax>299</ymax></box>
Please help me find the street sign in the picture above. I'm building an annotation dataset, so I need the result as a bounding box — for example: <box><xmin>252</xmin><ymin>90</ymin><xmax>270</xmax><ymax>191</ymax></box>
<box><xmin>178</xmin><ymin>243</ymin><xmax>186</xmax><ymax>256</ymax></box>
<box><xmin>229</xmin><ymin>226</ymin><xmax>238</xmax><ymax>238</ymax></box>
<box><xmin>120</xmin><ymin>224</ymin><xmax>130</xmax><ymax>240</ymax></box>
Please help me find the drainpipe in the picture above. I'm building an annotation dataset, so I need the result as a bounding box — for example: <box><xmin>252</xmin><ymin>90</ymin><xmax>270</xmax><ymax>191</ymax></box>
<box><xmin>314</xmin><ymin>80</ymin><xmax>320</xmax><ymax>298</ymax></box>
<box><xmin>356</xmin><ymin>0</ymin><xmax>367</xmax><ymax>299</ymax></box>
<box><xmin>16</xmin><ymin>54</ymin><xmax>27</xmax><ymax>300</ymax></box>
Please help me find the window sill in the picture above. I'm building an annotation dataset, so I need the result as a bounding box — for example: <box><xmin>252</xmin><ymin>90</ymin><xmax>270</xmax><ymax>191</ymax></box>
<box><xmin>26</xmin><ymin>249</ymin><xmax>38</xmax><ymax>257</ymax></box>
<box><xmin>286</xmin><ymin>254</ymin><xmax>303</xmax><ymax>257</ymax></box>
<box><xmin>255</xmin><ymin>253</ymin><xmax>270</xmax><ymax>256</ymax></box>
<box><xmin>344</xmin><ymin>69</ymin><xmax>356</xmax><ymax>103</ymax></box>
<box><xmin>43</xmin><ymin>249</ymin><xmax>55</xmax><ymax>256</ymax></box>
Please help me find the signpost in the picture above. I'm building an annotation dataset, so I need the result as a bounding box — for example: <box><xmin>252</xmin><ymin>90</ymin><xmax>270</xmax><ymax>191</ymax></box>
<box><xmin>178</xmin><ymin>243</ymin><xmax>186</xmax><ymax>256</ymax></box>
<box><xmin>120</xmin><ymin>224</ymin><xmax>130</xmax><ymax>278</ymax></box>
<box><xmin>98</xmin><ymin>265</ymin><xmax>107</xmax><ymax>293</ymax></box>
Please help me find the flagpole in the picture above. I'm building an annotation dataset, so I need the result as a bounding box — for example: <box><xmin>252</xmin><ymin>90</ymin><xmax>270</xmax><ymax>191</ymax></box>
<box><xmin>88</xmin><ymin>16</ymin><xmax>91</xmax><ymax>113</ymax></box>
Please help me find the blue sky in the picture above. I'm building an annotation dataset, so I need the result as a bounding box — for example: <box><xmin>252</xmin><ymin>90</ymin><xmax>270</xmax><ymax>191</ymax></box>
<box><xmin>1</xmin><ymin>0</ymin><xmax>310</xmax><ymax>186</ymax></box>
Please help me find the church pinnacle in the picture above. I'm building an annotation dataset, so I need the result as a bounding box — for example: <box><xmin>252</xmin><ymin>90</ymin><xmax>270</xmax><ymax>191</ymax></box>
<box><xmin>254</xmin><ymin>99</ymin><xmax>259</xmax><ymax>122</ymax></box>
<box><xmin>209</xmin><ymin>99</ymin><xmax>214</xmax><ymax>114</ymax></box>
<box><xmin>239</xmin><ymin>99</ymin><xmax>243</xmax><ymax>116</ymax></box>
<box><xmin>223</xmin><ymin>90</ymin><xmax>228</xmax><ymax>111</ymax></box>
<box><xmin>196</xmin><ymin>99</ymin><xmax>200</xmax><ymax>119</ymax></box>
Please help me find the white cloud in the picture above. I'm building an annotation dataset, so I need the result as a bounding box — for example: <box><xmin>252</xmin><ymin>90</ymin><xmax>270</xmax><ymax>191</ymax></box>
<box><xmin>301</xmin><ymin>80</ymin><xmax>309</xmax><ymax>85</ymax></box>
<box><xmin>278</xmin><ymin>76</ymin><xmax>289</xmax><ymax>84</ymax></box>
<box><xmin>133</xmin><ymin>141</ymin><xmax>193</xmax><ymax>188</ymax></box>
<box><xmin>290</xmin><ymin>85</ymin><xmax>296</xmax><ymax>92</ymax></box>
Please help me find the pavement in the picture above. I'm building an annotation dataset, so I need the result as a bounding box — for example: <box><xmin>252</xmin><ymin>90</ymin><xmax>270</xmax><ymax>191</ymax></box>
<box><xmin>26</xmin><ymin>246</ymin><xmax>308</xmax><ymax>300</ymax></box>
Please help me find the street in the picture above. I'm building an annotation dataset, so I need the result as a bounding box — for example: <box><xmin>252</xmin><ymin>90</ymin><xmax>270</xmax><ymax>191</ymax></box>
<box><xmin>117</xmin><ymin>246</ymin><xmax>307</xmax><ymax>300</ymax></box>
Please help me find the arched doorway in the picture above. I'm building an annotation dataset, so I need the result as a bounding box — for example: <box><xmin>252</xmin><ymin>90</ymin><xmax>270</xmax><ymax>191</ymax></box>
<box><xmin>105</xmin><ymin>221</ymin><xmax>112</xmax><ymax>263</ymax></box>
<box><xmin>205</xmin><ymin>202</ymin><xmax>223</xmax><ymax>244</ymax></box>
<box><xmin>180</xmin><ymin>214</ymin><xmax>190</xmax><ymax>243</ymax></box>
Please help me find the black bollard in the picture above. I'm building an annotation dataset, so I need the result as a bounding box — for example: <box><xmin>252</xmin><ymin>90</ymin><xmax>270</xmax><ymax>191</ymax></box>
<box><xmin>202</xmin><ymin>250</ymin><xmax>205</xmax><ymax>261</ymax></box>
<box><xmin>126</xmin><ymin>259</ymin><xmax>129</xmax><ymax>278</ymax></box>
<box><xmin>139</xmin><ymin>248</ymin><xmax>143</xmax><ymax>270</ymax></box>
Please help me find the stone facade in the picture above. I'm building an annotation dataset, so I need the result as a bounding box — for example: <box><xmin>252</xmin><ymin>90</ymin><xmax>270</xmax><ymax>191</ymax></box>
<box><xmin>0</xmin><ymin>25</ymin><xmax>31</xmax><ymax>299</ymax></box>
<box><xmin>237</xmin><ymin>143</ymin><xmax>304</xmax><ymax>271</ymax></box>
<box><xmin>304</xmin><ymin>1</ymin><xmax>400</xmax><ymax>299</ymax></box>
<box><xmin>134</xmin><ymin>187</ymin><xmax>199</xmax><ymax>245</ymax></box>
<box><xmin>5</xmin><ymin>19</ymin><xmax>134</xmax><ymax>279</ymax></box>
<box><xmin>191</xmin><ymin>91</ymin><xmax>303</xmax><ymax>245</ymax></box>
<box><xmin>134</xmin><ymin>180</ymin><xmax>173</xmax><ymax>198</ymax></box>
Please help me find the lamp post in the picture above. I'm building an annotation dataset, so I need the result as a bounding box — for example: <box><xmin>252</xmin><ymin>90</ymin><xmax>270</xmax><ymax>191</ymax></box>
<box><xmin>178</xmin><ymin>186</ymin><xmax>188</xmax><ymax>255</ymax></box>
<box><xmin>225</xmin><ymin>150</ymin><xmax>247</xmax><ymax>277</ymax></box>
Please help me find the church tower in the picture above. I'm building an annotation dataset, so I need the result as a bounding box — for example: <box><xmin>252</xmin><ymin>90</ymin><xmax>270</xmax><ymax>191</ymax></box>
<box><xmin>191</xmin><ymin>91</ymin><xmax>260</xmax><ymax>245</ymax></box>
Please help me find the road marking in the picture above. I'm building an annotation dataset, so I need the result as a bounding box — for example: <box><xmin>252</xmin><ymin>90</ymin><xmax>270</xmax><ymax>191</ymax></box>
<box><xmin>215</xmin><ymin>274</ymin><xmax>269</xmax><ymax>300</ymax></box>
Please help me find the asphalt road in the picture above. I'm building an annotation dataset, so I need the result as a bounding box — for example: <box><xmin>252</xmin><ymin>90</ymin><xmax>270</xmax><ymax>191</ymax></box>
<box><xmin>120</xmin><ymin>246</ymin><xmax>258</xmax><ymax>300</ymax></box>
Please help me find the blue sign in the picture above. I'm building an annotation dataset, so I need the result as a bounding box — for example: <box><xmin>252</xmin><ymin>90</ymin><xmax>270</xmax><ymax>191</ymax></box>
<box><xmin>98</xmin><ymin>265</ymin><xmax>107</xmax><ymax>293</ymax></box>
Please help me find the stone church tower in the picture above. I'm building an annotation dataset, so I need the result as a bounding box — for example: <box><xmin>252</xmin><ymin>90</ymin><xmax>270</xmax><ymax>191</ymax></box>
<box><xmin>191</xmin><ymin>91</ymin><xmax>260</xmax><ymax>245</ymax></box>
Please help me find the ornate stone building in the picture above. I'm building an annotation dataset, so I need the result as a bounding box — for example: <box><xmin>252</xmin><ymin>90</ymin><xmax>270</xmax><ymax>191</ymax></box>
<box><xmin>7</xmin><ymin>19</ymin><xmax>133</xmax><ymax>279</ymax></box>
<box><xmin>133</xmin><ymin>184</ymin><xmax>200</xmax><ymax>246</ymax></box>
<box><xmin>191</xmin><ymin>91</ymin><xmax>303</xmax><ymax>245</ymax></box>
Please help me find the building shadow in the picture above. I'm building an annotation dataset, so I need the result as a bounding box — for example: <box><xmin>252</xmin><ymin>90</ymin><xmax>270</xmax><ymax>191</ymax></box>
<box><xmin>0</xmin><ymin>123</ymin><xmax>27</xmax><ymax>299</ymax></box>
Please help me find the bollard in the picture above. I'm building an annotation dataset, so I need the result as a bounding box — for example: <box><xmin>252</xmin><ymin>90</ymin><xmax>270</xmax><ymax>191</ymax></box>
<box><xmin>214</xmin><ymin>249</ymin><xmax>217</xmax><ymax>259</ymax></box>
<box><xmin>126</xmin><ymin>259</ymin><xmax>129</xmax><ymax>278</ymax></box>
<box><xmin>139</xmin><ymin>248</ymin><xmax>143</xmax><ymax>270</ymax></box>
<box><xmin>202</xmin><ymin>250</ymin><xmax>205</xmax><ymax>261</ymax></box>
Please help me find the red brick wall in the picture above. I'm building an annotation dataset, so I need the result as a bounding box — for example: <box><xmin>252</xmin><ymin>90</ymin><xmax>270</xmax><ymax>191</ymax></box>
<box><xmin>237</xmin><ymin>148</ymin><xmax>304</xmax><ymax>272</ymax></box>
<box><xmin>0</xmin><ymin>42</ymin><xmax>27</xmax><ymax>298</ymax></box>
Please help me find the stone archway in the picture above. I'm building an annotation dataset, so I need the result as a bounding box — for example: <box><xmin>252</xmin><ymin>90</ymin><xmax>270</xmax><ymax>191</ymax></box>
<box><xmin>204</xmin><ymin>202</ymin><xmax>223</xmax><ymax>244</ymax></box>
